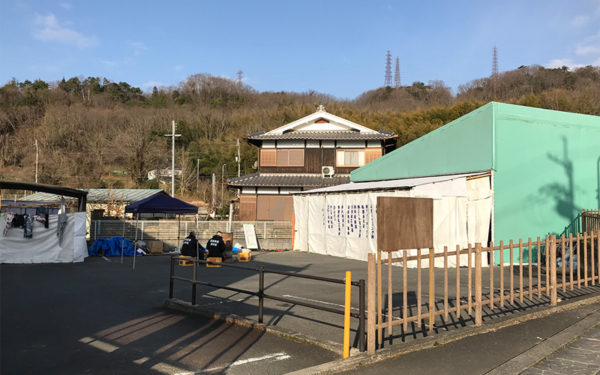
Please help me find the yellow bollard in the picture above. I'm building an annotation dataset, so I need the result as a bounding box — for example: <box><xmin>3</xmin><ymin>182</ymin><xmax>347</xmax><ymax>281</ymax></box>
<box><xmin>343</xmin><ymin>270</ymin><xmax>351</xmax><ymax>359</ymax></box>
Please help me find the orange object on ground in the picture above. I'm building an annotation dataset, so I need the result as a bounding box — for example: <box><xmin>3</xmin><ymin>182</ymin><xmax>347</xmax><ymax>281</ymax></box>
<box><xmin>206</xmin><ymin>257</ymin><xmax>222</xmax><ymax>267</ymax></box>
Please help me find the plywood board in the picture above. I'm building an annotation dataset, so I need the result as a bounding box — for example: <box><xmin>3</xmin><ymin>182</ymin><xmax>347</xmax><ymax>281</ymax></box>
<box><xmin>377</xmin><ymin>197</ymin><xmax>433</xmax><ymax>250</ymax></box>
<box><xmin>239</xmin><ymin>194</ymin><xmax>257</xmax><ymax>221</ymax></box>
<box><xmin>257</xmin><ymin>195</ymin><xmax>293</xmax><ymax>221</ymax></box>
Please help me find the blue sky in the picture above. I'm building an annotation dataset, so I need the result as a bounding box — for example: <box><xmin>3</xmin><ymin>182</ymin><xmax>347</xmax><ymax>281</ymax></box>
<box><xmin>1</xmin><ymin>0</ymin><xmax>599</xmax><ymax>99</ymax></box>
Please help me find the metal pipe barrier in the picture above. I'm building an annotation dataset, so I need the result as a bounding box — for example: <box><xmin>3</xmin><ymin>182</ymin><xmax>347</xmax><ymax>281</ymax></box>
<box><xmin>168</xmin><ymin>255</ymin><xmax>366</xmax><ymax>352</ymax></box>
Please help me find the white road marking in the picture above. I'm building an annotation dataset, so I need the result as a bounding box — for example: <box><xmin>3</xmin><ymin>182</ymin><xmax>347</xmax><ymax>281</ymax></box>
<box><xmin>223</xmin><ymin>352</ymin><xmax>290</xmax><ymax>366</ymax></box>
<box><xmin>155</xmin><ymin>352</ymin><xmax>291</xmax><ymax>375</ymax></box>
<box><xmin>102</xmin><ymin>256</ymin><xmax>111</xmax><ymax>262</ymax></box>
<box><xmin>81</xmin><ymin>336</ymin><xmax>290</xmax><ymax>374</ymax></box>
<box><xmin>79</xmin><ymin>337</ymin><xmax>119</xmax><ymax>353</ymax></box>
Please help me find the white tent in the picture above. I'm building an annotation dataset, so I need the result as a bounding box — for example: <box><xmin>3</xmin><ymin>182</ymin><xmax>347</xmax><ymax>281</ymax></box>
<box><xmin>1</xmin><ymin>212</ymin><xmax>88</xmax><ymax>264</ymax></box>
<box><xmin>293</xmin><ymin>172</ymin><xmax>492</xmax><ymax>266</ymax></box>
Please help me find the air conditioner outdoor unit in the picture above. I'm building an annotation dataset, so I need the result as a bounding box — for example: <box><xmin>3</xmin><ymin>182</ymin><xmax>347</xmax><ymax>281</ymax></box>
<box><xmin>322</xmin><ymin>166</ymin><xmax>335</xmax><ymax>178</ymax></box>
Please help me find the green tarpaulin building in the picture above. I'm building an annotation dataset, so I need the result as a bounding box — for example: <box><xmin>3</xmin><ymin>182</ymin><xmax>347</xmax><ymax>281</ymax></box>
<box><xmin>351</xmin><ymin>102</ymin><xmax>600</xmax><ymax>261</ymax></box>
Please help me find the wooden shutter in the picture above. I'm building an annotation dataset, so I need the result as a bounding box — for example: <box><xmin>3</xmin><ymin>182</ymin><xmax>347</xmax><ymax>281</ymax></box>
<box><xmin>288</xmin><ymin>149</ymin><xmax>304</xmax><ymax>166</ymax></box>
<box><xmin>239</xmin><ymin>194</ymin><xmax>257</xmax><ymax>221</ymax></box>
<box><xmin>276</xmin><ymin>149</ymin><xmax>289</xmax><ymax>166</ymax></box>
<box><xmin>365</xmin><ymin>148</ymin><xmax>383</xmax><ymax>164</ymax></box>
<box><xmin>260</xmin><ymin>149</ymin><xmax>276</xmax><ymax>166</ymax></box>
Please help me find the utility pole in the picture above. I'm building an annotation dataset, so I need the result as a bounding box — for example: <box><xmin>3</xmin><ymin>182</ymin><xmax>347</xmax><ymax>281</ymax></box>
<box><xmin>236</xmin><ymin>139</ymin><xmax>241</xmax><ymax>197</ymax></box>
<box><xmin>34</xmin><ymin>139</ymin><xmax>38</xmax><ymax>184</ymax></box>
<box><xmin>236</xmin><ymin>139</ymin><xmax>241</xmax><ymax>177</ymax></box>
<box><xmin>164</xmin><ymin>120</ymin><xmax>181</xmax><ymax>197</ymax></box>
<box><xmin>221</xmin><ymin>163</ymin><xmax>227</xmax><ymax>208</ymax></box>
<box><xmin>196</xmin><ymin>158</ymin><xmax>200</xmax><ymax>195</ymax></box>
<box><xmin>211</xmin><ymin>173</ymin><xmax>216</xmax><ymax>212</ymax></box>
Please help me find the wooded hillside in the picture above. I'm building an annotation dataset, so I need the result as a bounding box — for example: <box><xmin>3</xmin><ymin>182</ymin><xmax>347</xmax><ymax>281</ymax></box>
<box><xmin>1</xmin><ymin>65</ymin><xmax>599</xmax><ymax>204</ymax></box>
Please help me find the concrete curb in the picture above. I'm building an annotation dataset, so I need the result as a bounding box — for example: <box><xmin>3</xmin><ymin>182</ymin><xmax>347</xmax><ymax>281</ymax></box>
<box><xmin>285</xmin><ymin>293</ymin><xmax>600</xmax><ymax>375</ymax></box>
<box><xmin>484</xmin><ymin>308</ymin><xmax>600</xmax><ymax>375</ymax></box>
<box><xmin>164</xmin><ymin>299</ymin><xmax>342</xmax><ymax>355</ymax></box>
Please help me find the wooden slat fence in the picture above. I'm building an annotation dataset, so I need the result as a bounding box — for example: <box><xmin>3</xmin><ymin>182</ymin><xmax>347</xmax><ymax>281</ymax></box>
<box><xmin>367</xmin><ymin>231</ymin><xmax>600</xmax><ymax>353</ymax></box>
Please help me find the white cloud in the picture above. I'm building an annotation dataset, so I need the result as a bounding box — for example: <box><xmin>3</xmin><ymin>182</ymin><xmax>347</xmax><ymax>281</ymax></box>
<box><xmin>100</xmin><ymin>59</ymin><xmax>117</xmax><ymax>68</ymax></box>
<box><xmin>594</xmin><ymin>57</ymin><xmax>600</xmax><ymax>66</ymax></box>
<box><xmin>129</xmin><ymin>41</ymin><xmax>147</xmax><ymax>56</ymax></box>
<box><xmin>174</xmin><ymin>65</ymin><xmax>184</xmax><ymax>71</ymax></box>
<box><xmin>59</xmin><ymin>2</ymin><xmax>72</xmax><ymax>10</ymax></box>
<box><xmin>33</xmin><ymin>13</ymin><xmax>97</xmax><ymax>48</ymax></box>
<box><xmin>546</xmin><ymin>58</ymin><xmax>585</xmax><ymax>69</ymax></box>
<box><xmin>571</xmin><ymin>15</ymin><xmax>589</xmax><ymax>28</ymax></box>
<box><xmin>576</xmin><ymin>44</ymin><xmax>600</xmax><ymax>55</ymax></box>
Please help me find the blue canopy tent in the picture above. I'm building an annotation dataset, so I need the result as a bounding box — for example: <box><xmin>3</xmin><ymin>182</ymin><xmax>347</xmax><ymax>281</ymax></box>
<box><xmin>123</xmin><ymin>192</ymin><xmax>198</xmax><ymax>269</ymax></box>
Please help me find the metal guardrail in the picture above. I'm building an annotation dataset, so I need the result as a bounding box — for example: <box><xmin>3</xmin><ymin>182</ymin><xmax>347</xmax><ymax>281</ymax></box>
<box><xmin>168</xmin><ymin>255</ymin><xmax>366</xmax><ymax>352</ymax></box>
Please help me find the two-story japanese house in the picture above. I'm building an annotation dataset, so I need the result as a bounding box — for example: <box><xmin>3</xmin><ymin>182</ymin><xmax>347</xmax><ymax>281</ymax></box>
<box><xmin>227</xmin><ymin>106</ymin><xmax>397</xmax><ymax>221</ymax></box>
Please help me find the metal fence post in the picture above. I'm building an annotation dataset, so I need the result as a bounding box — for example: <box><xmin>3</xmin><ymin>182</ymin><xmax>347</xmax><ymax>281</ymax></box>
<box><xmin>475</xmin><ymin>243</ymin><xmax>482</xmax><ymax>326</ymax></box>
<box><xmin>259</xmin><ymin>266</ymin><xmax>265</xmax><ymax>324</ymax></box>
<box><xmin>169</xmin><ymin>256</ymin><xmax>175</xmax><ymax>299</ymax></box>
<box><xmin>367</xmin><ymin>253</ymin><xmax>376</xmax><ymax>354</ymax></box>
<box><xmin>359</xmin><ymin>279</ymin><xmax>366</xmax><ymax>352</ymax></box>
<box><xmin>192</xmin><ymin>258</ymin><xmax>197</xmax><ymax>305</ymax></box>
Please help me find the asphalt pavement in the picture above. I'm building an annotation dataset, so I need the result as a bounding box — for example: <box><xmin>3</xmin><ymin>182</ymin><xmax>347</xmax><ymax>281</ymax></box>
<box><xmin>4</xmin><ymin>251</ymin><xmax>600</xmax><ymax>374</ymax></box>
<box><xmin>0</xmin><ymin>255</ymin><xmax>337</xmax><ymax>374</ymax></box>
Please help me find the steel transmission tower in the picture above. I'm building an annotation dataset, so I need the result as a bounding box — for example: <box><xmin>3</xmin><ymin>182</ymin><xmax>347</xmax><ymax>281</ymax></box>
<box><xmin>492</xmin><ymin>46</ymin><xmax>498</xmax><ymax>77</ymax></box>
<box><xmin>394</xmin><ymin>57</ymin><xmax>401</xmax><ymax>88</ymax></box>
<box><xmin>384</xmin><ymin>51</ymin><xmax>392</xmax><ymax>86</ymax></box>
<box><xmin>492</xmin><ymin>46</ymin><xmax>498</xmax><ymax>98</ymax></box>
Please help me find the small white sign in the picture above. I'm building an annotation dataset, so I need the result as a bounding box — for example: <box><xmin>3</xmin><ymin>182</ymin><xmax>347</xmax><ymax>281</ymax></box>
<box><xmin>243</xmin><ymin>224</ymin><xmax>259</xmax><ymax>250</ymax></box>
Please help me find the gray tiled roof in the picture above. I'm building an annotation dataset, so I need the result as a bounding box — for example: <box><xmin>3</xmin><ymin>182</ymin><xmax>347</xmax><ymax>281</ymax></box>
<box><xmin>227</xmin><ymin>173</ymin><xmax>350</xmax><ymax>188</ymax></box>
<box><xmin>246</xmin><ymin>130</ymin><xmax>396</xmax><ymax>141</ymax></box>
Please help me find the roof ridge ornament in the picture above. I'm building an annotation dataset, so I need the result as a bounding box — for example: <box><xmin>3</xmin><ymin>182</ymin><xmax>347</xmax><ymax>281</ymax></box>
<box><xmin>317</xmin><ymin>104</ymin><xmax>326</xmax><ymax>112</ymax></box>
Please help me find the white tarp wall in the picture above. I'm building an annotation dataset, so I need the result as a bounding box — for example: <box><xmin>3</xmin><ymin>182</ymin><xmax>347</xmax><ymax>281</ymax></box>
<box><xmin>293</xmin><ymin>176</ymin><xmax>492</xmax><ymax>267</ymax></box>
<box><xmin>0</xmin><ymin>212</ymin><xmax>88</xmax><ymax>263</ymax></box>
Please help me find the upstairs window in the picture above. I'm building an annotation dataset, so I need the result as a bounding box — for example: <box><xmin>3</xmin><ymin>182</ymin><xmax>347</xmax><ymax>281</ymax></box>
<box><xmin>261</xmin><ymin>149</ymin><xmax>304</xmax><ymax>167</ymax></box>
<box><xmin>336</xmin><ymin>150</ymin><xmax>365</xmax><ymax>167</ymax></box>
<box><xmin>260</xmin><ymin>149</ymin><xmax>277</xmax><ymax>166</ymax></box>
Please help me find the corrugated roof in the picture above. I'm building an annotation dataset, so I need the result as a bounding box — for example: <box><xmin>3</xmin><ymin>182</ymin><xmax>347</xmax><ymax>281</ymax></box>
<box><xmin>247</xmin><ymin>130</ymin><xmax>396</xmax><ymax>141</ymax></box>
<box><xmin>299</xmin><ymin>172</ymin><xmax>486</xmax><ymax>194</ymax></box>
<box><xmin>19</xmin><ymin>189</ymin><xmax>164</xmax><ymax>203</ymax></box>
<box><xmin>227</xmin><ymin>173</ymin><xmax>350</xmax><ymax>187</ymax></box>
